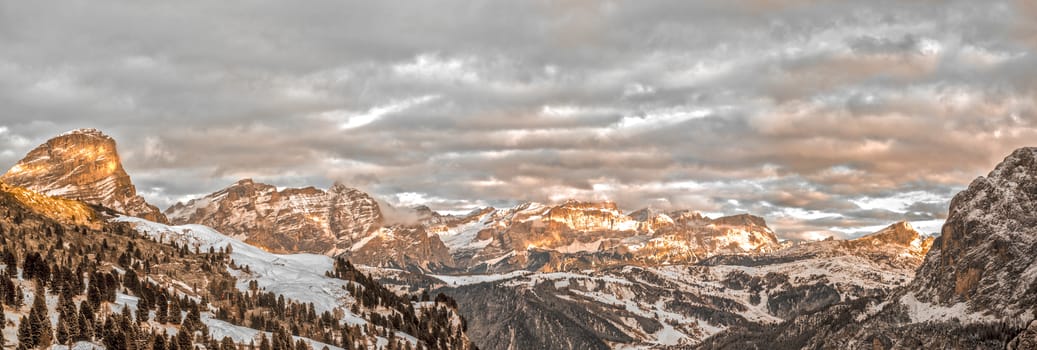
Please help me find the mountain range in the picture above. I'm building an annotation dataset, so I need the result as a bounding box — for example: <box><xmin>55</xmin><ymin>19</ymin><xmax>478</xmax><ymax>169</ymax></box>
<box><xmin>1</xmin><ymin>128</ymin><xmax>1034</xmax><ymax>349</ymax></box>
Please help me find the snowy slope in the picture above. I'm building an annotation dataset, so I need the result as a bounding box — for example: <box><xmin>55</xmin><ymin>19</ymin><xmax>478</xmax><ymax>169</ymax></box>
<box><xmin>114</xmin><ymin>216</ymin><xmax>366</xmax><ymax>323</ymax></box>
<box><xmin>433</xmin><ymin>225</ymin><xmax>924</xmax><ymax>348</ymax></box>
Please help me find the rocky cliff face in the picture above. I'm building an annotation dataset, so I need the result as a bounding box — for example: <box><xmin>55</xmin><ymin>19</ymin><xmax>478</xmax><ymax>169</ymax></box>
<box><xmin>1</xmin><ymin>128</ymin><xmax>167</xmax><ymax>223</ymax></box>
<box><xmin>909</xmin><ymin>147</ymin><xmax>1037</xmax><ymax>319</ymax></box>
<box><xmin>166</xmin><ymin>179</ymin><xmax>382</xmax><ymax>253</ymax></box>
<box><xmin>166</xmin><ymin>179</ymin><xmax>455</xmax><ymax>269</ymax></box>
<box><xmin>427</xmin><ymin>201</ymin><xmax>782</xmax><ymax>272</ymax></box>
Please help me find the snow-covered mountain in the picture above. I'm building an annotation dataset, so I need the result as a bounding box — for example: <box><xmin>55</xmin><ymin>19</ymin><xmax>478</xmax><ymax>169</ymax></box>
<box><xmin>1</xmin><ymin>128</ymin><xmax>167</xmax><ymax>223</ymax></box>
<box><xmin>699</xmin><ymin>147</ymin><xmax>1037</xmax><ymax>349</ymax></box>
<box><xmin>424</xmin><ymin>221</ymin><xmax>931</xmax><ymax>348</ymax></box>
<box><xmin>165</xmin><ymin>178</ymin><xmax>455</xmax><ymax>269</ymax></box>
<box><xmin>165</xmin><ymin>178</ymin><xmax>382</xmax><ymax>254</ymax></box>
<box><xmin>13</xmin><ymin>128</ymin><xmax>1031</xmax><ymax>349</ymax></box>
<box><xmin>425</xmin><ymin>200</ymin><xmax>781</xmax><ymax>272</ymax></box>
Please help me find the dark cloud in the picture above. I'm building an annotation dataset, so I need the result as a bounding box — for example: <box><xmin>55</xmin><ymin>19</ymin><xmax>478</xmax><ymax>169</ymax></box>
<box><xmin>0</xmin><ymin>0</ymin><xmax>1034</xmax><ymax>239</ymax></box>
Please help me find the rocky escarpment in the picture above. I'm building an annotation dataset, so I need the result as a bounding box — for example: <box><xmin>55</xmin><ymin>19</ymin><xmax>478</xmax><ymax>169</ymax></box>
<box><xmin>700</xmin><ymin>221</ymin><xmax>933</xmax><ymax>270</ymax></box>
<box><xmin>167</xmin><ymin>179</ymin><xmax>455</xmax><ymax>269</ymax></box>
<box><xmin>1</xmin><ymin>128</ymin><xmax>167</xmax><ymax>223</ymax></box>
<box><xmin>428</xmin><ymin>200</ymin><xmax>782</xmax><ymax>272</ymax></box>
<box><xmin>166</xmin><ymin>179</ymin><xmax>382</xmax><ymax>254</ymax></box>
<box><xmin>910</xmin><ymin>147</ymin><xmax>1037</xmax><ymax>318</ymax></box>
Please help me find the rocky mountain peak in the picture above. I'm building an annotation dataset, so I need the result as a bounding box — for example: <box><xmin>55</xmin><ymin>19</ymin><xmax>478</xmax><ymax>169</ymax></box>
<box><xmin>166</xmin><ymin>179</ymin><xmax>455</xmax><ymax>269</ymax></box>
<box><xmin>1</xmin><ymin>129</ymin><xmax>167</xmax><ymax>223</ymax></box>
<box><xmin>711</xmin><ymin>213</ymin><xmax>769</xmax><ymax>228</ymax></box>
<box><xmin>863</xmin><ymin>221</ymin><xmax>924</xmax><ymax>246</ymax></box>
<box><xmin>556</xmin><ymin>199</ymin><xmax>619</xmax><ymax>211</ymax></box>
<box><xmin>909</xmin><ymin>146</ymin><xmax>1037</xmax><ymax>319</ymax></box>
<box><xmin>60</xmin><ymin>127</ymin><xmax>108</xmax><ymax>137</ymax></box>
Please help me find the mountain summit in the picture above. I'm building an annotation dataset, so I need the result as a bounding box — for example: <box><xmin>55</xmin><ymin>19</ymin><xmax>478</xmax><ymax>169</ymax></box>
<box><xmin>1</xmin><ymin>128</ymin><xmax>167</xmax><ymax>223</ymax></box>
<box><xmin>165</xmin><ymin>178</ymin><xmax>384</xmax><ymax>254</ymax></box>
<box><xmin>911</xmin><ymin>147</ymin><xmax>1037</xmax><ymax>318</ymax></box>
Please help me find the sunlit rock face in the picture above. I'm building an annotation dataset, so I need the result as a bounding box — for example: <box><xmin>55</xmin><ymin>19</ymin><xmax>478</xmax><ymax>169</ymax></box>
<box><xmin>427</xmin><ymin>200</ymin><xmax>783</xmax><ymax>272</ymax></box>
<box><xmin>166</xmin><ymin>179</ymin><xmax>383</xmax><ymax>254</ymax></box>
<box><xmin>166</xmin><ymin>179</ymin><xmax>456</xmax><ymax>269</ymax></box>
<box><xmin>0</xmin><ymin>181</ymin><xmax>101</xmax><ymax>229</ymax></box>
<box><xmin>1</xmin><ymin>128</ymin><xmax>167</xmax><ymax>223</ymax></box>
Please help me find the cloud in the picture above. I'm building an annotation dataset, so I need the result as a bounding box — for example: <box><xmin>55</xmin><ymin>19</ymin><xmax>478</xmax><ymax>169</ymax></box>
<box><xmin>0</xmin><ymin>0</ymin><xmax>1033</xmax><ymax>239</ymax></box>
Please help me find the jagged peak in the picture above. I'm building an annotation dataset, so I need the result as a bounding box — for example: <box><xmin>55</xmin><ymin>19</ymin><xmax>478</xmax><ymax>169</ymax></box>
<box><xmin>513</xmin><ymin>201</ymin><xmax>546</xmax><ymax>212</ymax></box>
<box><xmin>711</xmin><ymin>213</ymin><xmax>768</xmax><ymax>228</ymax></box>
<box><xmin>328</xmin><ymin>181</ymin><xmax>361</xmax><ymax>193</ymax></box>
<box><xmin>669</xmin><ymin>209</ymin><xmax>709</xmax><ymax>222</ymax></box>
<box><xmin>988</xmin><ymin>147</ymin><xmax>1037</xmax><ymax>179</ymax></box>
<box><xmin>853</xmin><ymin>220</ymin><xmax>921</xmax><ymax>246</ymax></box>
<box><xmin>553</xmin><ymin>199</ymin><xmax>620</xmax><ymax>211</ymax></box>
<box><xmin>629</xmin><ymin>207</ymin><xmax>676</xmax><ymax>221</ymax></box>
<box><xmin>59</xmin><ymin>127</ymin><xmax>111</xmax><ymax>138</ymax></box>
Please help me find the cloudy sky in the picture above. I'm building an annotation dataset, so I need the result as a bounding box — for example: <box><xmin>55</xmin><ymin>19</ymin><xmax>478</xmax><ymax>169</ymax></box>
<box><xmin>1</xmin><ymin>0</ymin><xmax>1036</xmax><ymax>240</ymax></box>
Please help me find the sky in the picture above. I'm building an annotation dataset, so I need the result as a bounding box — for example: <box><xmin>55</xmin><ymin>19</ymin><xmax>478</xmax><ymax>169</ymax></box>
<box><xmin>1</xmin><ymin>0</ymin><xmax>1036</xmax><ymax>240</ymax></box>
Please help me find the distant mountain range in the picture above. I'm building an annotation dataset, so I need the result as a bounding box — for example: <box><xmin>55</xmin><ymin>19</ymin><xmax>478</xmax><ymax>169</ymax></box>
<box><xmin>2</xmin><ymin>128</ymin><xmax>1034</xmax><ymax>349</ymax></box>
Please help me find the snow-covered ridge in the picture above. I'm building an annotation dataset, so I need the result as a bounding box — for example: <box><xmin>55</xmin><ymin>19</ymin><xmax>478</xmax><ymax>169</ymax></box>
<box><xmin>113</xmin><ymin>216</ymin><xmax>364</xmax><ymax>322</ymax></box>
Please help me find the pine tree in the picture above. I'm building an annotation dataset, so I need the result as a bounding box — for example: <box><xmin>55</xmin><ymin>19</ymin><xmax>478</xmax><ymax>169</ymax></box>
<box><xmin>17</xmin><ymin>315</ymin><xmax>31</xmax><ymax>349</ymax></box>
<box><xmin>168</xmin><ymin>296</ymin><xmax>182</xmax><ymax>324</ymax></box>
<box><xmin>26</xmin><ymin>283</ymin><xmax>53</xmax><ymax>348</ymax></box>
<box><xmin>86</xmin><ymin>281</ymin><xmax>102</xmax><ymax>309</ymax></box>
<box><xmin>156</xmin><ymin>292</ymin><xmax>169</xmax><ymax>324</ymax></box>
<box><xmin>57</xmin><ymin>293</ymin><xmax>78</xmax><ymax>341</ymax></box>
<box><xmin>220</xmin><ymin>336</ymin><xmax>236</xmax><ymax>350</ymax></box>
<box><xmin>259</xmin><ymin>333</ymin><xmax>271</xmax><ymax>350</ymax></box>
<box><xmin>56</xmin><ymin>316</ymin><xmax>70</xmax><ymax>346</ymax></box>
<box><xmin>175</xmin><ymin>330</ymin><xmax>192</xmax><ymax>350</ymax></box>
<box><xmin>76</xmin><ymin>301</ymin><xmax>95</xmax><ymax>341</ymax></box>
<box><xmin>153</xmin><ymin>332</ymin><xmax>168</xmax><ymax>350</ymax></box>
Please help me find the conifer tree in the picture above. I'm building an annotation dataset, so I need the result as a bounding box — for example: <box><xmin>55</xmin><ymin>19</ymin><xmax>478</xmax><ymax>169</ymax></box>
<box><xmin>28</xmin><ymin>283</ymin><xmax>53</xmax><ymax>347</ymax></box>
<box><xmin>153</xmin><ymin>332</ymin><xmax>168</xmax><ymax>350</ymax></box>
<box><xmin>176</xmin><ymin>330</ymin><xmax>192</xmax><ymax>350</ymax></box>
<box><xmin>156</xmin><ymin>292</ymin><xmax>169</xmax><ymax>324</ymax></box>
<box><xmin>220</xmin><ymin>336</ymin><xmax>236</xmax><ymax>350</ymax></box>
<box><xmin>168</xmin><ymin>295</ymin><xmax>182</xmax><ymax>324</ymax></box>
<box><xmin>76</xmin><ymin>301</ymin><xmax>95</xmax><ymax>341</ymax></box>
<box><xmin>17</xmin><ymin>315</ymin><xmax>31</xmax><ymax>349</ymax></box>
<box><xmin>55</xmin><ymin>316</ymin><xmax>70</xmax><ymax>346</ymax></box>
<box><xmin>259</xmin><ymin>333</ymin><xmax>271</xmax><ymax>350</ymax></box>
<box><xmin>57</xmin><ymin>293</ymin><xmax>78</xmax><ymax>341</ymax></box>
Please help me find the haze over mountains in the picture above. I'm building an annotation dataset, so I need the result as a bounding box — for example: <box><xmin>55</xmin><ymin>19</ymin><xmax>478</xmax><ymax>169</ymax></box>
<box><xmin>2</xmin><ymin>128</ymin><xmax>1034</xmax><ymax>349</ymax></box>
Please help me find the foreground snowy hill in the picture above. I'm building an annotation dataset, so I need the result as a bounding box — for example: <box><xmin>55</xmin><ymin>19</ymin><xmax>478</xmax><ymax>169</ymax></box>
<box><xmin>0</xmin><ymin>178</ymin><xmax>474</xmax><ymax>349</ymax></box>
